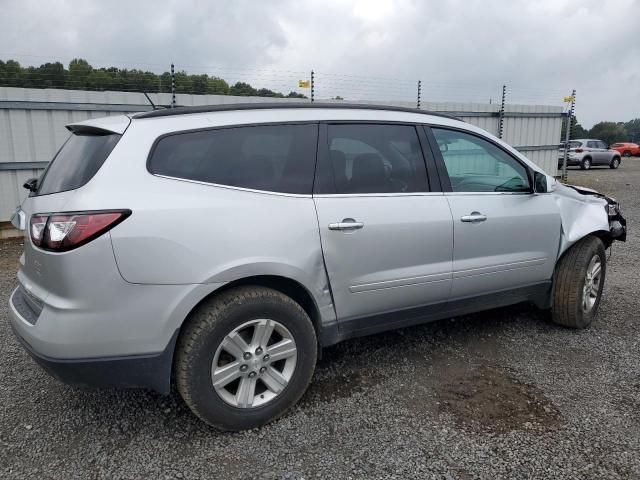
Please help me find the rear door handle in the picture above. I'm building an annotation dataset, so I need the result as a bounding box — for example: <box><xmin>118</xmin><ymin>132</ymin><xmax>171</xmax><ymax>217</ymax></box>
<box><xmin>328</xmin><ymin>219</ymin><xmax>364</xmax><ymax>231</ymax></box>
<box><xmin>460</xmin><ymin>212</ymin><xmax>487</xmax><ymax>223</ymax></box>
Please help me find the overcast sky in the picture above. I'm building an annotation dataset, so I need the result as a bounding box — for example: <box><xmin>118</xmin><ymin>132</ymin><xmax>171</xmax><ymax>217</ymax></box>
<box><xmin>1</xmin><ymin>0</ymin><xmax>638</xmax><ymax>127</ymax></box>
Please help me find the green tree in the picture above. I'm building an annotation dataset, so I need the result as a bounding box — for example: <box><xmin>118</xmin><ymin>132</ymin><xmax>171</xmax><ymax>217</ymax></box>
<box><xmin>588</xmin><ymin>121</ymin><xmax>628</xmax><ymax>146</ymax></box>
<box><xmin>624</xmin><ymin>118</ymin><xmax>640</xmax><ymax>142</ymax></box>
<box><xmin>39</xmin><ymin>62</ymin><xmax>66</xmax><ymax>88</ymax></box>
<box><xmin>67</xmin><ymin>58</ymin><xmax>93</xmax><ymax>88</ymax></box>
<box><xmin>207</xmin><ymin>76</ymin><xmax>229</xmax><ymax>94</ymax></box>
<box><xmin>560</xmin><ymin>115</ymin><xmax>587</xmax><ymax>140</ymax></box>
<box><xmin>229</xmin><ymin>82</ymin><xmax>257</xmax><ymax>96</ymax></box>
<box><xmin>1</xmin><ymin>59</ymin><xmax>23</xmax><ymax>87</ymax></box>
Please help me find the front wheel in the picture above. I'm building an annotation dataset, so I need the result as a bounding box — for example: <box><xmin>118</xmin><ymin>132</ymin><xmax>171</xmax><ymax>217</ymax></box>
<box><xmin>580</xmin><ymin>158</ymin><xmax>591</xmax><ymax>170</ymax></box>
<box><xmin>623</xmin><ymin>150</ymin><xmax>631</xmax><ymax>157</ymax></box>
<box><xmin>551</xmin><ymin>236</ymin><xmax>606</xmax><ymax>329</ymax></box>
<box><xmin>610</xmin><ymin>157</ymin><xmax>620</xmax><ymax>169</ymax></box>
<box><xmin>175</xmin><ymin>286</ymin><xmax>317</xmax><ymax>430</ymax></box>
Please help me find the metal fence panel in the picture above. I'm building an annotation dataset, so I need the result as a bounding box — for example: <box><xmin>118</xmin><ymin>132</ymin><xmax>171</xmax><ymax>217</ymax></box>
<box><xmin>0</xmin><ymin>87</ymin><xmax>563</xmax><ymax>221</ymax></box>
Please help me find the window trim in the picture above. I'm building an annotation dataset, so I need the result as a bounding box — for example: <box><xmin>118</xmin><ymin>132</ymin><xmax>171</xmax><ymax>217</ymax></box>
<box><xmin>145</xmin><ymin>120</ymin><xmax>320</xmax><ymax>196</ymax></box>
<box><xmin>423</xmin><ymin>125</ymin><xmax>534</xmax><ymax>195</ymax></box>
<box><xmin>313</xmin><ymin>121</ymin><xmax>433</xmax><ymax>196</ymax></box>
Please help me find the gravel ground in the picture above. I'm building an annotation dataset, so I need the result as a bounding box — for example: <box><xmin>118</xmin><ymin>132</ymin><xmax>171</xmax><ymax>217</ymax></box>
<box><xmin>1</xmin><ymin>161</ymin><xmax>639</xmax><ymax>479</ymax></box>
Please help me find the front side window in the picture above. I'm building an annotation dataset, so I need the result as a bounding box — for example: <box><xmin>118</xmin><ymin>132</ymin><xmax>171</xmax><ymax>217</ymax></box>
<box><xmin>148</xmin><ymin>124</ymin><xmax>318</xmax><ymax>194</ymax></box>
<box><xmin>326</xmin><ymin>124</ymin><xmax>428</xmax><ymax>194</ymax></box>
<box><xmin>431</xmin><ymin>128</ymin><xmax>530</xmax><ymax>193</ymax></box>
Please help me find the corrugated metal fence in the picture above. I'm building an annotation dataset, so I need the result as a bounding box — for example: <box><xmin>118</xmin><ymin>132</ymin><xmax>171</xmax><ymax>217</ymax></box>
<box><xmin>0</xmin><ymin>87</ymin><xmax>564</xmax><ymax>222</ymax></box>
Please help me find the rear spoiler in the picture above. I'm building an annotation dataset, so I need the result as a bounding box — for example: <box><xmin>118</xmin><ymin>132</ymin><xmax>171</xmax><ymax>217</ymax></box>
<box><xmin>66</xmin><ymin>115</ymin><xmax>131</xmax><ymax>135</ymax></box>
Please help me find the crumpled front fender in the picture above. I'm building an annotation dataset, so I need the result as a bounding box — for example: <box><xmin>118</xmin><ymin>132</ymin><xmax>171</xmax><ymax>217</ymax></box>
<box><xmin>553</xmin><ymin>182</ymin><xmax>626</xmax><ymax>256</ymax></box>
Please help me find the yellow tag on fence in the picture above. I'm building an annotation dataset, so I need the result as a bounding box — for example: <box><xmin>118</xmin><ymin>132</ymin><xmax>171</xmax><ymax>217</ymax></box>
<box><xmin>298</xmin><ymin>80</ymin><xmax>311</xmax><ymax>88</ymax></box>
<box><xmin>564</xmin><ymin>95</ymin><xmax>575</xmax><ymax>103</ymax></box>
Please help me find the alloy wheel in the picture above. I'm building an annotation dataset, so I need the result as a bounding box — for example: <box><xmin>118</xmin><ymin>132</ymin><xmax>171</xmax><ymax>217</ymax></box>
<box><xmin>211</xmin><ymin>319</ymin><xmax>297</xmax><ymax>408</ymax></box>
<box><xmin>582</xmin><ymin>255</ymin><xmax>602</xmax><ymax>312</ymax></box>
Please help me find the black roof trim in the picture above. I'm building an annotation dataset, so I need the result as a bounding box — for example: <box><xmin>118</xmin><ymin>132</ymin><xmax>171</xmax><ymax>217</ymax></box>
<box><xmin>133</xmin><ymin>102</ymin><xmax>461</xmax><ymax>121</ymax></box>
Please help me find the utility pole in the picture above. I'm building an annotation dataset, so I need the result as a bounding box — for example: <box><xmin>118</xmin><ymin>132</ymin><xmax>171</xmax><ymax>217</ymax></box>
<box><xmin>561</xmin><ymin>89</ymin><xmax>576</xmax><ymax>182</ymax></box>
<box><xmin>416</xmin><ymin>80</ymin><xmax>422</xmax><ymax>109</ymax></box>
<box><xmin>310</xmin><ymin>70</ymin><xmax>315</xmax><ymax>103</ymax></box>
<box><xmin>498</xmin><ymin>84</ymin><xmax>506</xmax><ymax>139</ymax></box>
<box><xmin>171</xmin><ymin>63</ymin><xmax>176</xmax><ymax>108</ymax></box>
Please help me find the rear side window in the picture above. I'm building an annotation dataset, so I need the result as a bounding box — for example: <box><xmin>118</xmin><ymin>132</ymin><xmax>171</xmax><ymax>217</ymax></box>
<box><xmin>37</xmin><ymin>133</ymin><xmax>121</xmax><ymax>195</ymax></box>
<box><xmin>148</xmin><ymin>124</ymin><xmax>318</xmax><ymax>194</ymax></box>
<box><xmin>326</xmin><ymin>124</ymin><xmax>428</xmax><ymax>194</ymax></box>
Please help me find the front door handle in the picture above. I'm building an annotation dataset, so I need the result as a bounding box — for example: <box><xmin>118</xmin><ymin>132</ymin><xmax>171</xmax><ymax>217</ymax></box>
<box><xmin>460</xmin><ymin>212</ymin><xmax>487</xmax><ymax>223</ymax></box>
<box><xmin>328</xmin><ymin>218</ymin><xmax>364</xmax><ymax>231</ymax></box>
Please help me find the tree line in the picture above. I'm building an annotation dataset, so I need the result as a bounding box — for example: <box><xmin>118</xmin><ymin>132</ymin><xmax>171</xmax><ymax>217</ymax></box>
<box><xmin>0</xmin><ymin>58</ymin><xmax>307</xmax><ymax>98</ymax></box>
<box><xmin>563</xmin><ymin>117</ymin><xmax>640</xmax><ymax>146</ymax></box>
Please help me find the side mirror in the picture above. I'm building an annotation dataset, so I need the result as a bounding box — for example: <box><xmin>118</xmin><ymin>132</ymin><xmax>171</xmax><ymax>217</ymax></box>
<box><xmin>23</xmin><ymin>178</ymin><xmax>38</xmax><ymax>192</ymax></box>
<box><xmin>533</xmin><ymin>171</ymin><xmax>550</xmax><ymax>193</ymax></box>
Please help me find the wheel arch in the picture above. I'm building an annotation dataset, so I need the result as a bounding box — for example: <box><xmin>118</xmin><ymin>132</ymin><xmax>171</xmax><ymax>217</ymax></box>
<box><xmin>175</xmin><ymin>274</ymin><xmax>324</xmax><ymax>351</ymax></box>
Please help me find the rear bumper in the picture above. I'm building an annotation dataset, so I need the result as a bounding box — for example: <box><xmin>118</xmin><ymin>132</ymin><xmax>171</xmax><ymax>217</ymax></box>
<box><xmin>9</xmin><ymin>288</ymin><xmax>177</xmax><ymax>394</ymax></box>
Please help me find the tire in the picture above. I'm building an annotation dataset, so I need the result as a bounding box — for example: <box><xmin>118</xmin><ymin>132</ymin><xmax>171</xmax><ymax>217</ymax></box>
<box><xmin>580</xmin><ymin>157</ymin><xmax>591</xmax><ymax>170</ymax></box>
<box><xmin>610</xmin><ymin>157</ymin><xmax>620</xmax><ymax>169</ymax></box>
<box><xmin>175</xmin><ymin>286</ymin><xmax>317</xmax><ymax>431</ymax></box>
<box><xmin>551</xmin><ymin>236</ymin><xmax>606</xmax><ymax>329</ymax></box>
<box><xmin>623</xmin><ymin>150</ymin><xmax>631</xmax><ymax>157</ymax></box>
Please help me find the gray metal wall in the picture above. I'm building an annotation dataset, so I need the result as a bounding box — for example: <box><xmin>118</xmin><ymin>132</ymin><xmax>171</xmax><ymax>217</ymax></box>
<box><xmin>0</xmin><ymin>87</ymin><xmax>563</xmax><ymax>221</ymax></box>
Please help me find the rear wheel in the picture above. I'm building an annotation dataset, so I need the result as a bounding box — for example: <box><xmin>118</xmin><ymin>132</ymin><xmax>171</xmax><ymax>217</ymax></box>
<box><xmin>580</xmin><ymin>157</ymin><xmax>591</xmax><ymax>170</ymax></box>
<box><xmin>610</xmin><ymin>157</ymin><xmax>620</xmax><ymax>169</ymax></box>
<box><xmin>175</xmin><ymin>286</ymin><xmax>317</xmax><ymax>431</ymax></box>
<box><xmin>551</xmin><ymin>236</ymin><xmax>606</xmax><ymax>329</ymax></box>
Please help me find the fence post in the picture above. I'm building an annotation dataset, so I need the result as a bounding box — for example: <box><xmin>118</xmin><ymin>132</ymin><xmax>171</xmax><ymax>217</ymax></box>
<box><xmin>310</xmin><ymin>70</ymin><xmax>315</xmax><ymax>103</ymax></box>
<box><xmin>498</xmin><ymin>84</ymin><xmax>506</xmax><ymax>138</ymax></box>
<box><xmin>171</xmin><ymin>63</ymin><xmax>176</xmax><ymax>108</ymax></box>
<box><xmin>416</xmin><ymin>80</ymin><xmax>422</xmax><ymax>109</ymax></box>
<box><xmin>562</xmin><ymin>89</ymin><xmax>576</xmax><ymax>182</ymax></box>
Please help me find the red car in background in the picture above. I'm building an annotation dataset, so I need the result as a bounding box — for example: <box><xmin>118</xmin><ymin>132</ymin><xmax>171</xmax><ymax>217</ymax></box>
<box><xmin>610</xmin><ymin>142</ymin><xmax>640</xmax><ymax>157</ymax></box>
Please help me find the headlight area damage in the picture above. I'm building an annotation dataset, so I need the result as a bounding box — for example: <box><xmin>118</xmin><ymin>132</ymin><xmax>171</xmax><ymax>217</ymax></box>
<box><xmin>553</xmin><ymin>182</ymin><xmax>627</xmax><ymax>256</ymax></box>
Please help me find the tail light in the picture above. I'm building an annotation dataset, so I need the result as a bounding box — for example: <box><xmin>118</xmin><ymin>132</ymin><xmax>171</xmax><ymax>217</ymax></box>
<box><xmin>30</xmin><ymin>210</ymin><xmax>131</xmax><ymax>252</ymax></box>
<box><xmin>574</xmin><ymin>148</ymin><xmax>583</xmax><ymax>153</ymax></box>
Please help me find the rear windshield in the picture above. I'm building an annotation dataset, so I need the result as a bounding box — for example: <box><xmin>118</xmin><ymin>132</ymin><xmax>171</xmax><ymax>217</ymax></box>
<box><xmin>37</xmin><ymin>132</ymin><xmax>121</xmax><ymax>195</ymax></box>
<box><xmin>560</xmin><ymin>141</ymin><xmax>582</xmax><ymax>149</ymax></box>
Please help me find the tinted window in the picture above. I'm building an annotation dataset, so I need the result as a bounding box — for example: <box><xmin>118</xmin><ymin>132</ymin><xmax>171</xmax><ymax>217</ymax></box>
<box><xmin>597</xmin><ymin>141</ymin><xmax>608</xmax><ymax>149</ymax></box>
<box><xmin>587</xmin><ymin>141</ymin><xmax>598</xmax><ymax>148</ymax></box>
<box><xmin>37</xmin><ymin>133</ymin><xmax>121</xmax><ymax>195</ymax></box>
<box><xmin>149</xmin><ymin>124</ymin><xmax>318</xmax><ymax>194</ymax></box>
<box><xmin>326</xmin><ymin>124</ymin><xmax>428</xmax><ymax>194</ymax></box>
<box><xmin>432</xmin><ymin>128</ymin><xmax>530</xmax><ymax>193</ymax></box>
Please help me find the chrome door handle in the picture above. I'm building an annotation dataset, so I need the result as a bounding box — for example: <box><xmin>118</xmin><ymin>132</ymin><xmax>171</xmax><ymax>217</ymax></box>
<box><xmin>328</xmin><ymin>219</ymin><xmax>364</xmax><ymax>231</ymax></box>
<box><xmin>460</xmin><ymin>212</ymin><xmax>487</xmax><ymax>223</ymax></box>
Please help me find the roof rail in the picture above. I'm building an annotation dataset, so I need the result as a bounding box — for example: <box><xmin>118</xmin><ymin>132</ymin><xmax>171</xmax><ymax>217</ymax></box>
<box><xmin>133</xmin><ymin>102</ymin><xmax>461</xmax><ymax>120</ymax></box>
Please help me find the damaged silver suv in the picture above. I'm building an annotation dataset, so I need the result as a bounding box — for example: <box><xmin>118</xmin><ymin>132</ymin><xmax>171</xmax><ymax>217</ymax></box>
<box><xmin>9</xmin><ymin>104</ymin><xmax>626</xmax><ymax>431</ymax></box>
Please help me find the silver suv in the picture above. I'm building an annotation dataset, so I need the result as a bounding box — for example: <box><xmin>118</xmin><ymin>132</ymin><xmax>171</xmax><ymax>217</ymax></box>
<box><xmin>558</xmin><ymin>139</ymin><xmax>622</xmax><ymax>170</ymax></box>
<box><xmin>8</xmin><ymin>104</ymin><xmax>626</xmax><ymax>430</ymax></box>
